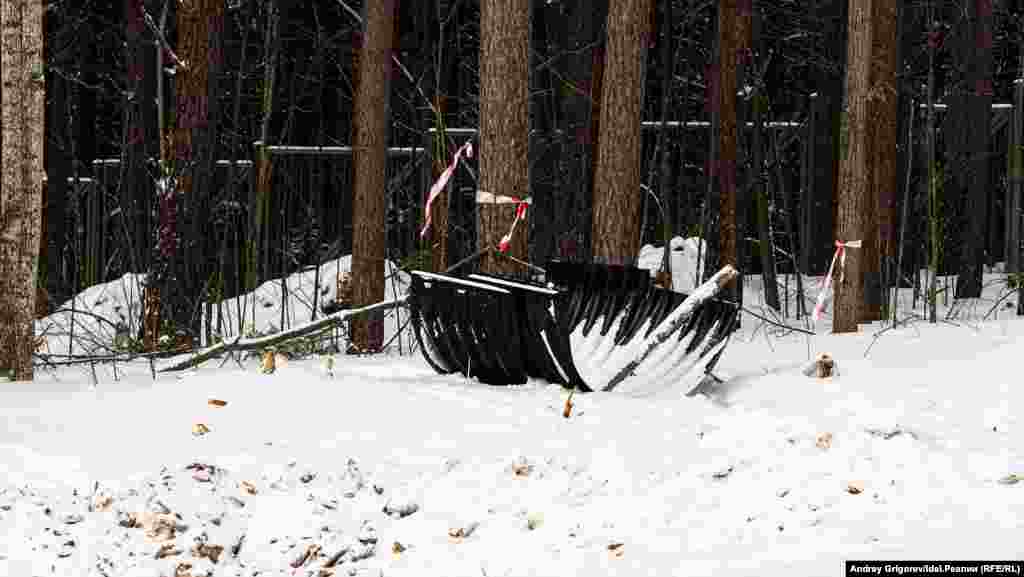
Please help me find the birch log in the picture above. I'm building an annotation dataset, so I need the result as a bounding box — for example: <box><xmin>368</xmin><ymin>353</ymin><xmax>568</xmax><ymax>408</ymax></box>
<box><xmin>159</xmin><ymin>297</ymin><xmax>407</xmax><ymax>372</ymax></box>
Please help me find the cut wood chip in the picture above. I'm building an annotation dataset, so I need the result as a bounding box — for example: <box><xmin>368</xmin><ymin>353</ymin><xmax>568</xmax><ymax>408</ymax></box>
<box><xmin>175</xmin><ymin>562</ymin><xmax>193</xmax><ymax>577</ymax></box>
<box><xmin>260</xmin><ymin>350</ymin><xmax>275</xmax><ymax>374</ymax></box>
<box><xmin>239</xmin><ymin>481</ymin><xmax>257</xmax><ymax>495</ymax></box>
<box><xmin>448</xmin><ymin>528</ymin><xmax>465</xmax><ymax>544</ymax></box>
<box><xmin>290</xmin><ymin>543</ymin><xmax>321</xmax><ymax>568</ymax></box>
<box><xmin>156</xmin><ymin>543</ymin><xmax>181</xmax><ymax>559</ymax></box>
<box><xmin>847</xmin><ymin>480</ymin><xmax>864</xmax><ymax>495</ymax></box>
<box><xmin>563</xmin><ymin>389</ymin><xmax>575</xmax><ymax>418</ymax></box>
<box><xmin>275</xmin><ymin>352</ymin><xmax>289</xmax><ymax>369</ymax></box>
<box><xmin>192</xmin><ymin>543</ymin><xmax>224</xmax><ymax>563</ymax></box>
<box><xmin>816</xmin><ymin>432</ymin><xmax>833</xmax><ymax>450</ymax></box>
<box><xmin>192</xmin><ymin>423</ymin><xmax>210</xmax><ymax>436</ymax></box>
<box><xmin>208</xmin><ymin>399</ymin><xmax>227</xmax><ymax>407</ymax></box>
<box><xmin>126</xmin><ymin>512</ymin><xmax>178</xmax><ymax>544</ymax></box>
<box><xmin>93</xmin><ymin>494</ymin><xmax>113</xmax><ymax>512</ymax></box>
<box><xmin>513</xmin><ymin>463</ymin><xmax>531</xmax><ymax>478</ymax></box>
<box><xmin>607</xmin><ymin>543</ymin><xmax>625</xmax><ymax>559</ymax></box>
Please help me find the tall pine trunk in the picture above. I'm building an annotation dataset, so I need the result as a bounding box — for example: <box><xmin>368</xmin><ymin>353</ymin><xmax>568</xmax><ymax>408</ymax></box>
<box><xmin>591</xmin><ymin>0</ymin><xmax>653</xmax><ymax>266</ymax></box>
<box><xmin>833</xmin><ymin>0</ymin><xmax>872</xmax><ymax>334</ymax></box>
<box><xmin>45</xmin><ymin>5</ymin><xmax>69</xmax><ymax>312</ymax></box>
<box><xmin>870</xmin><ymin>0</ymin><xmax>899</xmax><ymax>317</ymax></box>
<box><xmin>478</xmin><ymin>0</ymin><xmax>530</xmax><ymax>275</ymax></box>
<box><xmin>956</xmin><ymin>0</ymin><xmax>992</xmax><ymax>298</ymax></box>
<box><xmin>350</xmin><ymin>0</ymin><xmax>396</xmax><ymax>352</ymax></box>
<box><xmin>715</xmin><ymin>0</ymin><xmax>738</xmax><ymax>279</ymax></box>
<box><xmin>0</xmin><ymin>0</ymin><xmax>44</xmax><ymax>380</ymax></box>
<box><xmin>857</xmin><ymin>0</ymin><xmax>884</xmax><ymax>322</ymax></box>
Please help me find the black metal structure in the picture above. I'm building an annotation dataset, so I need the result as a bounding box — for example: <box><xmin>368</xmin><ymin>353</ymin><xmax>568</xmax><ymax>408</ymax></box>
<box><xmin>408</xmin><ymin>262</ymin><xmax>740</xmax><ymax>393</ymax></box>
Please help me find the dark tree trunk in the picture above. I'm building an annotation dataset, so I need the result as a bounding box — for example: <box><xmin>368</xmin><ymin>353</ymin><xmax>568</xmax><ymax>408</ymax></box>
<box><xmin>478</xmin><ymin>0</ymin><xmax>531</xmax><ymax>275</ymax></box>
<box><xmin>45</xmin><ymin>7</ymin><xmax>70</xmax><ymax>310</ymax></box>
<box><xmin>802</xmin><ymin>0</ymin><xmax>845</xmax><ymax>277</ymax></box>
<box><xmin>529</xmin><ymin>0</ymin><xmax>560</xmax><ymax>269</ymax></box>
<box><xmin>557</xmin><ymin>0</ymin><xmax>606</xmax><ymax>262</ymax></box>
<box><xmin>834</xmin><ymin>0</ymin><xmax>872</xmax><ymax>334</ymax></box>
<box><xmin>350</xmin><ymin>0</ymin><xmax>396</xmax><ymax>352</ymax></box>
<box><xmin>585</xmin><ymin>1</ymin><xmax>608</xmax><ymax>262</ymax></box>
<box><xmin>861</xmin><ymin>0</ymin><xmax>899</xmax><ymax>321</ymax></box>
<box><xmin>716</xmin><ymin>0</ymin><xmax>739</xmax><ymax>279</ymax></box>
<box><xmin>956</xmin><ymin>0</ymin><xmax>992</xmax><ymax>298</ymax></box>
<box><xmin>749</xmin><ymin>5</ymin><xmax>778</xmax><ymax>311</ymax></box>
<box><xmin>591</xmin><ymin>0</ymin><xmax>653</xmax><ymax>266</ymax></box>
<box><xmin>871</xmin><ymin>0</ymin><xmax>900</xmax><ymax>313</ymax></box>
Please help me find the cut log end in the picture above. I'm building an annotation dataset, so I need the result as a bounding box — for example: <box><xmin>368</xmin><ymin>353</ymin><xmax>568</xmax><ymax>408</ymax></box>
<box><xmin>815</xmin><ymin>353</ymin><xmax>834</xmax><ymax>379</ymax></box>
<box><xmin>715</xmin><ymin>265</ymin><xmax>739</xmax><ymax>290</ymax></box>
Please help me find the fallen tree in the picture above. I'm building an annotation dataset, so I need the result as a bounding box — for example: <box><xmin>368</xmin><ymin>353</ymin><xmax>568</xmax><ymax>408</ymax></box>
<box><xmin>158</xmin><ymin>296</ymin><xmax>408</xmax><ymax>373</ymax></box>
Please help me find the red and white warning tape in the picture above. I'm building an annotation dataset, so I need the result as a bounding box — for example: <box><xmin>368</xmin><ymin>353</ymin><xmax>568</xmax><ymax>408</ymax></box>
<box><xmin>812</xmin><ymin>239</ymin><xmax>862</xmax><ymax>322</ymax></box>
<box><xmin>420</xmin><ymin>140</ymin><xmax>473</xmax><ymax>239</ymax></box>
<box><xmin>476</xmin><ymin>191</ymin><xmax>531</xmax><ymax>254</ymax></box>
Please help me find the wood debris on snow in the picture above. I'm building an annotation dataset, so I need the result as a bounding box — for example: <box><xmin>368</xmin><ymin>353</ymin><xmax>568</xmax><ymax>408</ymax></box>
<box><xmin>816</xmin><ymin>432</ymin><xmax>833</xmax><ymax>449</ymax></box>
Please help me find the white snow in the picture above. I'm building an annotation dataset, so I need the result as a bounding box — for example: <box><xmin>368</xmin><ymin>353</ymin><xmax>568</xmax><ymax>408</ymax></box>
<box><xmin>6</xmin><ymin>243</ymin><xmax>1024</xmax><ymax>576</ymax></box>
<box><xmin>35</xmin><ymin>256</ymin><xmax>410</xmax><ymax>356</ymax></box>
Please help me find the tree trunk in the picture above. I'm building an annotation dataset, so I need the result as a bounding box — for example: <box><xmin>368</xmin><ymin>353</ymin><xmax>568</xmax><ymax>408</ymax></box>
<box><xmin>833</xmin><ymin>0</ymin><xmax>872</xmax><ymax>334</ymax></box>
<box><xmin>45</xmin><ymin>5</ymin><xmax>69</xmax><ymax>312</ymax></box>
<box><xmin>870</xmin><ymin>0</ymin><xmax>898</xmax><ymax>317</ymax></box>
<box><xmin>591</xmin><ymin>0</ymin><xmax>653</xmax><ymax>266</ymax></box>
<box><xmin>124</xmin><ymin>0</ymin><xmax>151</xmax><ymax>277</ymax></box>
<box><xmin>956</xmin><ymin>0</ymin><xmax>992</xmax><ymax>299</ymax></box>
<box><xmin>749</xmin><ymin>5</ymin><xmax>778</xmax><ymax>311</ymax></box>
<box><xmin>858</xmin><ymin>0</ymin><xmax>892</xmax><ymax>322</ymax></box>
<box><xmin>0</xmin><ymin>0</ymin><xmax>44</xmax><ymax>380</ymax></box>
<box><xmin>350</xmin><ymin>0</ymin><xmax>396</xmax><ymax>352</ymax></box>
<box><xmin>802</xmin><ymin>0</ymin><xmax>844</xmax><ymax>277</ymax></box>
<box><xmin>715</xmin><ymin>0</ymin><xmax>738</xmax><ymax>278</ymax></box>
<box><xmin>478</xmin><ymin>0</ymin><xmax>530</xmax><ymax>274</ymax></box>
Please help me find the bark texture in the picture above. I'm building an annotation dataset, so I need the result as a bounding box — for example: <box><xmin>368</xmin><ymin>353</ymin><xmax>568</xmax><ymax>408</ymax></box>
<box><xmin>834</xmin><ymin>0</ymin><xmax>872</xmax><ymax>334</ymax></box>
<box><xmin>869</xmin><ymin>0</ymin><xmax>898</xmax><ymax>316</ymax></box>
<box><xmin>956</xmin><ymin>0</ymin><xmax>992</xmax><ymax>298</ymax></box>
<box><xmin>478</xmin><ymin>0</ymin><xmax>530</xmax><ymax>275</ymax></box>
<box><xmin>591</xmin><ymin>0</ymin><xmax>653</xmax><ymax>266</ymax></box>
<box><xmin>350</xmin><ymin>0</ymin><xmax>396</xmax><ymax>351</ymax></box>
<box><xmin>716</xmin><ymin>0</ymin><xmax>738</xmax><ymax>273</ymax></box>
<box><xmin>0</xmin><ymin>0</ymin><xmax>44</xmax><ymax>380</ymax></box>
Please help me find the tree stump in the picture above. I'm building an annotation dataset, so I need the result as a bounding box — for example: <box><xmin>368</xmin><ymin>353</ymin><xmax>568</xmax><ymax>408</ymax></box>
<box><xmin>802</xmin><ymin>352</ymin><xmax>836</xmax><ymax>379</ymax></box>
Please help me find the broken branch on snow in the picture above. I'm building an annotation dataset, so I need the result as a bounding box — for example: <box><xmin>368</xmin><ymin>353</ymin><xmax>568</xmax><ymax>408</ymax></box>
<box><xmin>158</xmin><ymin>296</ymin><xmax>408</xmax><ymax>373</ymax></box>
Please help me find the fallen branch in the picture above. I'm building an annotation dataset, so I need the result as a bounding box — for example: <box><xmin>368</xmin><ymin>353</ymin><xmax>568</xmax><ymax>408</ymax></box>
<box><xmin>159</xmin><ymin>297</ymin><xmax>408</xmax><ymax>373</ymax></box>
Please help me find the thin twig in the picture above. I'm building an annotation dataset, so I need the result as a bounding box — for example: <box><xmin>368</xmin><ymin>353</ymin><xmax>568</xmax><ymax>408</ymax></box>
<box><xmin>141</xmin><ymin>6</ymin><xmax>186</xmax><ymax>70</ymax></box>
<box><xmin>734</xmin><ymin>302</ymin><xmax>815</xmax><ymax>336</ymax></box>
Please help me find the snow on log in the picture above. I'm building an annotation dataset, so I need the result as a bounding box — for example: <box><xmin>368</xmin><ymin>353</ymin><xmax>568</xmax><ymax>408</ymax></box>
<box><xmin>602</xmin><ymin>265</ymin><xmax>738</xmax><ymax>391</ymax></box>
<box><xmin>158</xmin><ymin>296</ymin><xmax>408</xmax><ymax>373</ymax></box>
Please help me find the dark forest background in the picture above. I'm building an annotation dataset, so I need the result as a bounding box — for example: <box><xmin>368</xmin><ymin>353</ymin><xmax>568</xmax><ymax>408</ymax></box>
<box><xmin>39</xmin><ymin>0</ymin><xmax>1024</xmax><ymax>345</ymax></box>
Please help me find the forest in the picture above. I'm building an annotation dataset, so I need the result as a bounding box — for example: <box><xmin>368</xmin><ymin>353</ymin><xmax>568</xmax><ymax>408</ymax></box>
<box><xmin>0</xmin><ymin>0</ymin><xmax>1022</xmax><ymax>380</ymax></box>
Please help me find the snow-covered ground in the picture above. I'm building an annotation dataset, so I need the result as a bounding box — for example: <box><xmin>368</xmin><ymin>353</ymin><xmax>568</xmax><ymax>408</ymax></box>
<box><xmin>5</xmin><ymin>241</ymin><xmax>1024</xmax><ymax>576</ymax></box>
<box><xmin>35</xmin><ymin>256</ymin><xmax>410</xmax><ymax>356</ymax></box>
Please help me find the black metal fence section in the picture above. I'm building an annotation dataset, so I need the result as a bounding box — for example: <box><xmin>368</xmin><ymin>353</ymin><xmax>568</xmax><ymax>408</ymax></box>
<box><xmin>43</xmin><ymin>101</ymin><xmax>1024</xmax><ymax>315</ymax></box>
<box><xmin>251</xmin><ymin>143</ymin><xmax>427</xmax><ymax>288</ymax></box>
<box><xmin>54</xmin><ymin>146</ymin><xmax>427</xmax><ymax>311</ymax></box>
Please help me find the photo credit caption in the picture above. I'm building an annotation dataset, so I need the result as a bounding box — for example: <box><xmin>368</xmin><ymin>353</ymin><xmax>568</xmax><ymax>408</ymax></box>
<box><xmin>847</xmin><ymin>562</ymin><xmax>1024</xmax><ymax>576</ymax></box>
